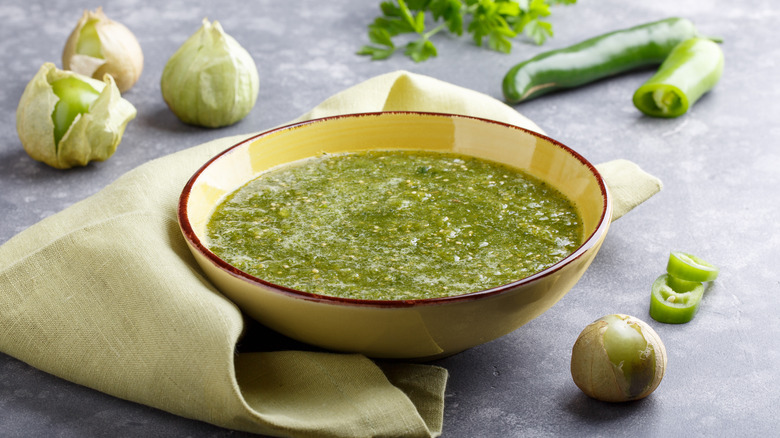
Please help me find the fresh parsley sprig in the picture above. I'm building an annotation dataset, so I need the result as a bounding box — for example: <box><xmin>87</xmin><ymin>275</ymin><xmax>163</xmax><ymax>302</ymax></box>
<box><xmin>358</xmin><ymin>0</ymin><xmax>577</xmax><ymax>62</ymax></box>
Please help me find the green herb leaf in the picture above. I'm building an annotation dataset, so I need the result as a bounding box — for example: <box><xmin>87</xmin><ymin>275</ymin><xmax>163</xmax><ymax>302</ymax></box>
<box><xmin>528</xmin><ymin>0</ymin><xmax>552</xmax><ymax>17</ymax></box>
<box><xmin>368</xmin><ymin>25</ymin><xmax>395</xmax><ymax>46</ymax></box>
<box><xmin>397</xmin><ymin>0</ymin><xmax>422</xmax><ymax>32</ymax></box>
<box><xmin>380</xmin><ymin>1</ymin><xmax>402</xmax><ymax>16</ymax></box>
<box><xmin>356</xmin><ymin>45</ymin><xmax>397</xmax><ymax>60</ymax></box>
<box><xmin>405</xmin><ymin>38</ymin><xmax>438</xmax><ymax>62</ymax></box>
<box><xmin>524</xmin><ymin>18</ymin><xmax>553</xmax><ymax>45</ymax></box>
<box><xmin>430</xmin><ymin>0</ymin><xmax>465</xmax><ymax>35</ymax></box>
<box><xmin>359</xmin><ymin>0</ymin><xmax>576</xmax><ymax>61</ymax></box>
<box><xmin>496</xmin><ymin>0</ymin><xmax>521</xmax><ymax>17</ymax></box>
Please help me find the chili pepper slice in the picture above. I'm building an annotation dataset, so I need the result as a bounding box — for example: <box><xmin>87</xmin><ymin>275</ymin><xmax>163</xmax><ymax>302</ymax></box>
<box><xmin>649</xmin><ymin>274</ymin><xmax>705</xmax><ymax>324</ymax></box>
<box><xmin>502</xmin><ymin>17</ymin><xmax>700</xmax><ymax>104</ymax></box>
<box><xmin>633</xmin><ymin>37</ymin><xmax>724</xmax><ymax>118</ymax></box>
<box><xmin>666</xmin><ymin>251</ymin><xmax>719</xmax><ymax>282</ymax></box>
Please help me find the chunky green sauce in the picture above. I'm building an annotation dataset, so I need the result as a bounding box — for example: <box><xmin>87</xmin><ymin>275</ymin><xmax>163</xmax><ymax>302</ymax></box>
<box><xmin>206</xmin><ymin>150</ymin><xmax>582</xmax><ymax>300</ymax></box>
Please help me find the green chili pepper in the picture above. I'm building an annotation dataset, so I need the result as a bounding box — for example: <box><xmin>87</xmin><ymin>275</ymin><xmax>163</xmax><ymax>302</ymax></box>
<box><xmin>633</xmin><ymin>38</ymin><xmax>724</xmax><ymax>118</ymax></box>
<box><xmin>666</xmin><ymin>251</ymin><xmax>719</xmax><ymax>282</ymax></box>
<box><xmin>649</xmin><ymin>252</ymin><xmax>718</xmax><ymax>324</ymax></box>
<box><xmin>649</xmin><ymin>274</ymin><xmax>705</xmax><ymax>324</ymax></box>
<box><xmin>502</xmin><ymin>17</ymin><xmax>700</xmax><ymax>104</ymax></box>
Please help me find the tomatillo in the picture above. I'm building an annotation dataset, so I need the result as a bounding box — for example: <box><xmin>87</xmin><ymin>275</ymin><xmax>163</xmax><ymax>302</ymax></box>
<box><xmin>16</xmin><ymin>63</ymin><xmax>136</xmax><ymax>169</ymax></box>
<box><xmin>571</xmin><ymin>314</ymin><xmax>667</xmax><ymax>402</ymax></box>
<box><xmin>50</xmin><ymin>76</ymin><xmax>101</xmax><ymax>146</ymax></box>
<box><xmin>62</xmin><ymin>8</ymin><xmax>144</xmax><ymax>93</ymax></box>
<box><xmin>161</xmin><ymin>18</ymin><xmax>259</xmax><ymax>128</ymax></box>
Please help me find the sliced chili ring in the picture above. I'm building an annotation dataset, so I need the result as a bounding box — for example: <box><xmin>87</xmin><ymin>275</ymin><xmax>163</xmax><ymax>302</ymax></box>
<box><xmin>649</xmin><ymin>274</ymin><xmax>705</xmax><ymax>324</ymax></box>
<box><xmin>666</xmin><ymin>251</ymin><xmax>719</xmax><ymax>282</ymax></box>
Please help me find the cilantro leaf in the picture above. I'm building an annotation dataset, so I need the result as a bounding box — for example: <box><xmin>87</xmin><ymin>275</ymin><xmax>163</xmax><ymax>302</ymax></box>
<box><xmin>359</xmin><ymin>0</ymin><xmax>577</xmax><ymax>62</ymax></box>
<box><xmin>368</xmin><ymin>25</ymin><xmax>395</xmax><ymax>46</ymax></box>
<box><xmin>357</xmin><ymin>45</ymin><xmax>397</xmax><ymax>60</ymax></box>
<box><xmin>524</xmin><ymin>18</ymin><xmax>553</xmax><ymax>45</ymax></box>
<box><xmin>429</xmin><ymin>0</ymin><xmax>465</xmax><ymax>35</ymax></box>
<box><xmin>405</xmin><ymin>38</ymin><xmax>439</xmax><ymax>62</ymax></box>
<box><xmin>356</xmin><ymin>23</ymin><xmax>398</xmax><ymax>60</ymax></box>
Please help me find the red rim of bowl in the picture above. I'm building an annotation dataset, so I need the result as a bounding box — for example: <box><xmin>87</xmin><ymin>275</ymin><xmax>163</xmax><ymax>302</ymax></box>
<box><xmin>178</xmin><ymin>111</ymin><xmax>612</xmax><ymax>308</ymax></box>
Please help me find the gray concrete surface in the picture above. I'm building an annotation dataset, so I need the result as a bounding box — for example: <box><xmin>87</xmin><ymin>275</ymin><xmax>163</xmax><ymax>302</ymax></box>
<box><xmin>1</xmin><ymin>0</ymin><xmax>778</xmax><ymax>436</ymax></box>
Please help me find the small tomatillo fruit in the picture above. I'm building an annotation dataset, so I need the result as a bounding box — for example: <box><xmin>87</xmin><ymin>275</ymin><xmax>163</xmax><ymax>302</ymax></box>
<box><xmin>62</xmin><ymin>8</ymin><xmax>144</xmax><ymax>93</ymax></box>
<box><xmin>161</xmin><ymin>18</ymin><xmax>259</xmax><ymax>128</ymax></box>
<box><xmin>571</xmin><ymin>314</ymin><xmax>667</xmax><ymax>402</ymax></box>
<box><xmin>50</xmin><ymin>76</ymin><xmax>100</xmax><ymax>145</ymax></box>
<box><xmin>16</xmin><ymin>63</ymin><xmax>137</xmax><ymax>169</ymax></box>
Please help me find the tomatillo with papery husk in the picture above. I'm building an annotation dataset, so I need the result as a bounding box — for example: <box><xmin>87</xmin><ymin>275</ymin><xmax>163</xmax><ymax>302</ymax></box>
<box><xmin>16</xmin><ymin>63</ymin><xmax>136</xmax><ymax>169</ymax></box>
<box><xmin>62</xmin><ymin>7</ymin><xmax>144</xmax><ymax>93</ymax></box>
<box><xmin>571</xmin><ymin>314</ymin><xmax>667</xmax><ymax>402</ymax></box>
<box><xmin>161</xmin><ymin>18</ymin><xmax>259</xmax><ymax>128</ymax></box>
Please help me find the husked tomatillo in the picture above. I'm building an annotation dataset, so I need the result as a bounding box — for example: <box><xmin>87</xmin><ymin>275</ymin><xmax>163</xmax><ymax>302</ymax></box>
<box><xmin>571</xmin><ymin>314</ymin><xmax>667</xmax><ymax>402</ymax></box>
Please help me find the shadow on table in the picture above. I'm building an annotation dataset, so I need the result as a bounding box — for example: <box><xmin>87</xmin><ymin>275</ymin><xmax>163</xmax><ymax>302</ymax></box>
<box><xmin>236</xmin><ymin>316</ymin><xmax>326</xmax><ymax>354</ymax></box>
<box><xmin>564</xmin><ymin>388</ymin><xmax>659</xmax><ymax>424</ymax></box>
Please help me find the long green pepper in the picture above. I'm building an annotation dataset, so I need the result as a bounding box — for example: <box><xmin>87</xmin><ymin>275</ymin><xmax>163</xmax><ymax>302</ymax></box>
<box><xmin>633</xmin><ymin>38</ymin><xmax>724</xmax><ymax>117</ymax></box>
<box><xmin>502</xmin><ymin>17</ymin><xmax>701</xmax><ymax>103</ymax></box>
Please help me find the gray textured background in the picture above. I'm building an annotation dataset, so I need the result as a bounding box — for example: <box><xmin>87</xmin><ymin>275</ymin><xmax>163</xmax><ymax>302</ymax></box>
<box><xmin>1</xmin><ymin>0</ymin><xmax>779</xmax><ymax>436</ymax></box>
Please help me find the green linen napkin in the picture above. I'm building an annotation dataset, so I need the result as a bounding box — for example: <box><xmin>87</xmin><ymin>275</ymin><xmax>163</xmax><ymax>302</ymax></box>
<box><xmin>0</xmin><ymin>70</ymin><xmax>661</xmax><ymax>437</ymax></box>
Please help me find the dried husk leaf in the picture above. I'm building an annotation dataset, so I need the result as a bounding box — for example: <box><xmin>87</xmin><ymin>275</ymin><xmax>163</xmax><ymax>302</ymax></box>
<box><xmin>16</xmin><ymin>63</ymin><xmax>137</xmax><ymax>169</ymax></box>
<box><xmin>62</xmin><ymin>7</ymin><xmax>143</xmax><ymax>93</ymax></box>
<box><xmin>161</xmin><ymin>18</ymin><xmax>259</xmax><ymax>128</ymax></box>
<box><xmin>571</xmin><ymin>314</ymin><xmax>667</xmax><ymax>402</ymax></box>
<box><xmin>634</xmin><ymin>317</ymin><xmax>668</xmax><ymax>397</ymax></box>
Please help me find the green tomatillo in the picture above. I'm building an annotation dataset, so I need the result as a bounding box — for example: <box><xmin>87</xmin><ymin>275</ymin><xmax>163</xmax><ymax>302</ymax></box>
<box><xmin>161</xmin><ymin>18</ymin><xmax>259</xmax><ymax>128</ymax></box>
<box><xmin>62</xmin><ymin>8</ymin><xmax>144</xmax><ymax>93</ymax></box>
<box><xmin>571</xmin><ymin>314</ymin><xmax>667</xmax><ymax>402</ymax></box>
<box><xmin>50</xmin><ymin>76</ymin><xmax>101</xmax><ymax>146</ymax></box>
<box><xmin>16</xmin><ymin>63</ymin><xmax>137</xmax><ymax>169</ymax></box>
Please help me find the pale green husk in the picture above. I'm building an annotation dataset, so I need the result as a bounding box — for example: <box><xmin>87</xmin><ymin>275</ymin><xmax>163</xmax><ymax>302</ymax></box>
<box><xmin>15</xmin><ymin>63</ymin><xmax>137</xmax><ymax>169</ymax></box>
<box><xmin>62</xmin><ymin>7</ymin><xmax>145</xmax><ymax>93</ymax></box>
<box><xmin>161</xmin><ymin>18</ymin><xmax>259</xmax><ymax>128</ymax></box>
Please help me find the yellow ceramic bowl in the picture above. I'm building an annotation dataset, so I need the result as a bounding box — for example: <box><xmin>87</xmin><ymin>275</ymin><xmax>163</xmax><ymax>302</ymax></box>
<box><xmin>179</xmin><ymin>112</ymin><xmax>612</xmax><ymax>360</ymax></box>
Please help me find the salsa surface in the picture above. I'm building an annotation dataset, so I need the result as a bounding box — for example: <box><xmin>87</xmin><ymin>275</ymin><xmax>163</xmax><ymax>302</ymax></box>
<box><xmin>206</xmin><ymin>150</ymin><xmax>582</xmax><ymax>300</ymax></box>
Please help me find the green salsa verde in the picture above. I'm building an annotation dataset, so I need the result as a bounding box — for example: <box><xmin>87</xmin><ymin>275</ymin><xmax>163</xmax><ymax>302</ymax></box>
<box><xmin>206</xmin><ymin>150</ymin><xmax>583</xmax><ymax>300</ymax></box>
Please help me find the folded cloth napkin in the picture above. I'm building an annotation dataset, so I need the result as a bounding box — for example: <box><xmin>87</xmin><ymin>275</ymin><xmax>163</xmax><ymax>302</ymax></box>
<box><xmin>0</xmin><ymin>71</ymin><xmax>661</xmax><ymax>437</ymax></box>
